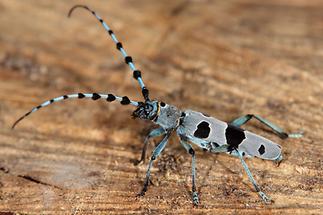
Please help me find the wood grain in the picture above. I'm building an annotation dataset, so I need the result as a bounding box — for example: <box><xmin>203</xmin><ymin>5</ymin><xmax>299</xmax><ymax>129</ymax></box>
<box><xmin>0</xmin><ymin>0</ymin><xmax>322</xmax><ymax>214</ymax></box>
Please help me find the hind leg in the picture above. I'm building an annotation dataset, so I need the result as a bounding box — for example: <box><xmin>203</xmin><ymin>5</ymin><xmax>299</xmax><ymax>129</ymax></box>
<box><xmin>231</xmin><ymin>114</ymin><xmax>302</xmax><ymax>139</ymax></box>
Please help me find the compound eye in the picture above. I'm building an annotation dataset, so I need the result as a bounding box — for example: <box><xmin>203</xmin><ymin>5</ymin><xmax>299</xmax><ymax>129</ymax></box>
<box><xmin>145</xmin><ymin>104</ymin><xmax>153</xmax><ymax>112</ymax></box>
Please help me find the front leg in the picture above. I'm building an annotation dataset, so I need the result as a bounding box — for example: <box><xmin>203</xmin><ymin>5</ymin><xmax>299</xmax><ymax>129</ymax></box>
<box><xmin>134</xmin><ymin>127</ymin><xmax>165</xmax><ymax>165</ymax></box>
<box><xmin>137</xmin><ymin>132</ymin><xmax>171</xmax><ymax>196</ymax></box>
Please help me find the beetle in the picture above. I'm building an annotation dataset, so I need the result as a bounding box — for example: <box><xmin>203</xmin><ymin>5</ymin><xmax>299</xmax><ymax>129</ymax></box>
<box><xmin>12</xmin><ymin>5</ymin><xmax>302</xmax><ymax>206</ymax></box>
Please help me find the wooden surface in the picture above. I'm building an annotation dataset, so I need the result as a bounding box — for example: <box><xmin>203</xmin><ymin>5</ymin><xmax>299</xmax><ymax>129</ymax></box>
<box><xmin>0</xmin><ymin>0</ymin><xmax>322</xmax><ymax>214</ymax></box>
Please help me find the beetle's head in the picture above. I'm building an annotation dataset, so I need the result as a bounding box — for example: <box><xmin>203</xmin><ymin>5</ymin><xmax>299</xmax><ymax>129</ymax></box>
<box><xmin>132</xmin><ymin>100</ymin><xmax>159</xmax><ymax>121</ymax></box>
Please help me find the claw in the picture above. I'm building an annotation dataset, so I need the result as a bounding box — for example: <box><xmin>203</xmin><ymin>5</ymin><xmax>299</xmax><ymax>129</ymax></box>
<box><xmin>258</xmin><ymin>191</ymin><xmax>272</xmax><ymax>204</ymax></box>
<box><xmin>274</xmin><ymin>154</ymin><xmax>283</xmax><ymax>167</ymax></box>
<box><xmin>136</xmin><ymin>191</ymin><xmax>145</xmax><ymax>197</ymax></box>
<box><xmin>192</xmin><ymin>191</ymin><xmax>199</xmax><ymax>206</ymax></box>
<box><xmin>136</xmin><ymin>186</ymin><xmax>147</xmax><ymax>197</ymax></box>
<box><xmin>137</xmin><ymin>179</ymin><xmax>150</xmax><ymax>197</ymax></box>
<box><xmin>288</xmin><ymin>132</ymin><xmax>303</xmax><ymax>138</ymax></box>
<box><xmin>133</xmin><ymin>159</ymin><xmax>143</xmax><ymax>166</ymax></box>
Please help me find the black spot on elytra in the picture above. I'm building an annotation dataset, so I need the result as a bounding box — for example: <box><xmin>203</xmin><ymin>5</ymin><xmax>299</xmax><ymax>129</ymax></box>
<box><xmin>63</xmin><ymin>95</ymin><xmax>68</xmax><ymax>99</ymax></box>
<box><xmin>258</xmin><ymin>145</ymin><xmax>265</xmax><ymax>155</ymax></box>
<box><xmin>194</xmin><ymin>121</ymin><xmax>211</xmax><ymax>139</ymax></box>
<box><xmin>226</xmin><ymin>124</ymin><xmax>246</xmax><ymax>151</ymax></box>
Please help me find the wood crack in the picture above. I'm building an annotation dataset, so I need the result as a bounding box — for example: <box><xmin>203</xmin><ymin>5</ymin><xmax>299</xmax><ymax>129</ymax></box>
<box><xmin>17</xmin><ymin>175</ymin><xmax>63</xmax><ymax>190</ymax></box>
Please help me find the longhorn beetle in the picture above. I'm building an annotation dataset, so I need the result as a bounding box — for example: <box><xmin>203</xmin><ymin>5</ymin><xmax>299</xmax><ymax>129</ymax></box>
<box><xmin>12</xmin><ymin>5</ymin><xmax>302</xmax><ymax>206</ymax></box>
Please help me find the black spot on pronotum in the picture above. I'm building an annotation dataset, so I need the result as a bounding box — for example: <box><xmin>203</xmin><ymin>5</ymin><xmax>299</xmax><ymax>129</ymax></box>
<box><xmin>78</xmin><ymin>93</ymin><xmax>85</xmax><ymax>99</ymax></box>
<box><xmin>106</xmin><ymin>94</ymin><xmax>116</xmax><ymax>102</ymax></box>
<box><xmin>226</xmin><ymin>124</ymin><xmax>246</xmax><ymax>151</ymax></box>
<box><xmin>120</xmin><ymin>96</ymin><xmax>130</xmax><ymax>105</ymax></box>
<box><xmin>194</xmin><ymin>121</ymin><xmax>211</xmax><ymax>139</ymax></box>
<box><xmin>99</xmin><ymin>19</ymin><xmax>103</xmax><ymax>23</ymax></box>
<box><xmin>160</xmin><ymin>102</ymin><xmax>166</xmax><ymax>107</ymax></box>
<box><xmin>125</xmin><ymin>56</ymin><xmax>133</xmax><ymax>64</ymax></box>
<box><xmin>242</xmin><ymin>152</ymin><xmax>246</xmax><ymax>156</ymax></box>
<box><xmin>108</xmin><ymin>30</ymin><xmax>113</xmax><ymax>35</ymax></box>
<box><xmin>36</xmin><ymin>105</ymin><xmax>42</xmax><ymax>109</ymax></box>
<box><xmin>49</xmin><ymin>99</ymin><xmax>54</xmax><ymax>104</ymax></box>
<box><xmin>133</xmin><ymin>70</ymin><xmax>141</xmax><ymax>80</ymax></box>
<box><xmin>92</xmin><ymin>93</ymin><xmax>101</xmax><ymax>100</ymax></box>
<box><xmin>258</xmin><ymin>145</ymin><xmax>265</xmax><ymax>155</ymax></box>
<box><xmin>116</xmin><ymin>42</ymin><xmax>123</xmax><ymax>50</ymax></box>
<box><xmin>63</xmin><ymin>95</ymin><xmax>68</xmax><ymax>99</ymax></box>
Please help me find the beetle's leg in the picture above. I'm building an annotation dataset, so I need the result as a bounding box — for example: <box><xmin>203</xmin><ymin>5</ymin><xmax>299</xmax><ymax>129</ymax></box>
<box><xmin>231</xmin><ymin>114</ymin><xmax>302</xmax><ymax>139</ymax></box>
<box><xmin>179</xmin><ymin>138</ymin><xmax>199</xmax><ymax>206</ymax></box>
<box><xmin>236</xmin><ymin>149</ymin><xmax>271</xmax><ymax>204</ymax></box>
<box><xmin>137</xmin><ymin>132</ymin><xmax>171</xmax><ymax>196</ymax></box>
<box><xmin>134</xmin><ymin>127</ymin><xmax>165</xmax><ymax>165</ymax></box>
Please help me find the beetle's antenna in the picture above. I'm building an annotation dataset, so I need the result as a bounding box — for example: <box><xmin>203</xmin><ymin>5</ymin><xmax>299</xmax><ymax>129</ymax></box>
<box><xmin>68</xmin><ymin>5</ymin><xmax>150</xmax><ymax>101</ymax></box>
<box><xmin>12</xmin><ymin>93</ymin><xmax>139</xmax><ymax>129</ymax></box>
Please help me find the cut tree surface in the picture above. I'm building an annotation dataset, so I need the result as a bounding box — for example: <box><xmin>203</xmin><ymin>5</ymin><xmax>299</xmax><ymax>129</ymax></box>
<box><xmin>0</xmin><ymin>0</ymin><xmax>322</xmax><ymax>214</ymax></box>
